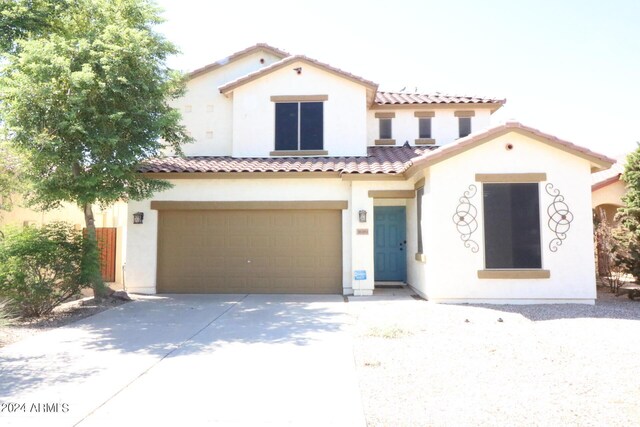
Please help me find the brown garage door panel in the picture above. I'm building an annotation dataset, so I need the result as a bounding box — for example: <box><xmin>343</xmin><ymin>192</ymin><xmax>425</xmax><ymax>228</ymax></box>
<box><xmin>157</xmin><ymin>210</ymin><xmax>342</xmax><ymax>294</ymax></box>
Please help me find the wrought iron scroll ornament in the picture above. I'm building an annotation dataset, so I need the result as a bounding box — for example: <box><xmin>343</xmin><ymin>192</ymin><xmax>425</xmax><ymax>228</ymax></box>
<box><xmin>545</xmin><ymin>183</ymin><xmax>573</xmax><ymax>252</ymax></box>
<box><xmin>452</xmin><ymin>184</ymin><xmax>479</xmax><ymax>253</ymax></box>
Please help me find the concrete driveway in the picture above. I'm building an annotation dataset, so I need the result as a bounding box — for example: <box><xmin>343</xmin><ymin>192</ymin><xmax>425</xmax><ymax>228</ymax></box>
<box><xmin>0</xmin><ymin>294</ymin><xmax>364</xmax><ymax>426</ymax></box>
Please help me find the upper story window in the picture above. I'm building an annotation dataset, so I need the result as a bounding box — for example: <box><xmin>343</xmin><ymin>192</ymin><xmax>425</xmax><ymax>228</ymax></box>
<box><xmin>414</xmin><ymin>111</ymin><xmax>435</xmax><ymax>145</ymax></box>
<box><xmin>379</xmin><ymin>118</ymin><xmax>392</xmax><ymax>139</ymax></box>
<box><xmin>455</xmin><ymin>111</ymin><xmax>474</xmax><ymax>138</ymax></box>
<box><xmin>271</xmin><ymin>95</ymin><xmax>328</xmax><ymax>154</ymax></box>
<box><xmin>482</xmin><ymin>182</ymin><xmax>542</xmax><ymax>269</ymax></box>
<box><xmin>275</xmin><ymin>102</ymin><xmax>323</xmax><ymax>150</ymax></box>
<box><xmin>419</xmin><ymin>118</ymin><xmax>432</xmax><ymax>139</ymax></box>
<box><xmin>375</xmin><ymin>112</ymin><xmax>395</xmax><ymax>145</ymax></box>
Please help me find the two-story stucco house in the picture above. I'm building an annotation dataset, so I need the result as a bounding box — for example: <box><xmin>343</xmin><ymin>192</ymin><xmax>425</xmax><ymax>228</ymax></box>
<box><xmin>124</xmin><ymin>43</ymin><xmax>614</xmax><ymax>304</ymax></box>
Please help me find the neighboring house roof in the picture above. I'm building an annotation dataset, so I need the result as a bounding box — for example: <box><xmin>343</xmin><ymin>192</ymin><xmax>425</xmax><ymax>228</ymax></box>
<box><xmin>188</xmin><ymin>43</ymin><xmax>290</xmax><ymax>80</ymax></box>
<box><xmin>218</xmin><ymin>55</ymin><xmax>379</xmax><ymax>104</ymax></box>
<box><xmin>406</xmin><ymin>121</ymin><xmax>616</xmax><ymax>176</ymax></box>
<box><xmin>139</xmin><ymin>146</ymin><xmax>435</xmax><ymax>176</ymax></box>
<box><xmin>375</xmin><ymin>91</ymin><xmax>505</xmax><ymax>110</ymax></box>
<box><xmin>591</xmin><ymin>155</ymin><xmax>626</xmax><ymax>191</ymax></box>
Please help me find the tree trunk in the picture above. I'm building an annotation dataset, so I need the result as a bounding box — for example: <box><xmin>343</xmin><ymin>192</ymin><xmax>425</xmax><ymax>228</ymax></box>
<box><xmin>83</xmin><ymin>202</ymin><xmax>108</xmax><ymax>300</ymax></box>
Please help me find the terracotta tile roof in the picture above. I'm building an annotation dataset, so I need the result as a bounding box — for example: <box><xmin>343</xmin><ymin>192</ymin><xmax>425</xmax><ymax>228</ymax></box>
<box><xmin>375</xmin><ymin>91</ymin><xmax>505</xmax><ymax>106</ymax></box>
<box><xmin>139</xmin><ymin>146</ymin><xmax>434</xmax><ymax>175</ymax></box>
<box><xmin>218</xmin><ymin>55</ymin><xmax>379</xmax><ymax>94</ymax></box>
<box><xmin>188</xmin><ymin>43</ymin><xmax>290</xmax><ymax>80</ymax></box>
<box><xmin>407</xmin><ymin>120</ymin><xmax>616</xmax><ymax>174</ymax></box>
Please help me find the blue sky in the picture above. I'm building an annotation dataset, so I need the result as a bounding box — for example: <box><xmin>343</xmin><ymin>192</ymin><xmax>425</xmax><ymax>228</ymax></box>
<box><xmin>155</xmin><ymin>0</ymin><xmax>639</xmax><ymax>157</ymax></box>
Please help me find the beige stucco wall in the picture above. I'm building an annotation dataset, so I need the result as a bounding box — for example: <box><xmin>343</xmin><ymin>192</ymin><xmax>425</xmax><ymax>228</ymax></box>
<box><xmin>173</xmin><ymin>50</ymin><xmax>284</xmax><ymax>156</ymax></box>
<box><xmin>366</xmin><ymin>108</ymin><xmax>492</xmax><ymax>147</ymax></box>
<box><xmin>592</xmin><ymin>180</ymin><xmax>626</xmax><ymax>208</ymax></box>
<box><xmin>407</xmin><ymin>132</ymin><xmax>597</xmax><ymax>304</ymax></box>
<box><xmin>230</xmin><ymin>61</ymin><xmax>368</xmax><ymax>157</ymax></box>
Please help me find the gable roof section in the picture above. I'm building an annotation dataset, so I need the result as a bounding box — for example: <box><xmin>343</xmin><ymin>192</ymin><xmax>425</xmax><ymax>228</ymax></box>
<box><xmin>375</xmin><ymin>91</ymin><xmax>505</xmax><ymax>112</ymax></box>
<box><xmin>406</xmin><ymin>121</ymin><xmax>615</xmax><ymax>176</ymax></box>
<box><xmin>188</xmin><ymin>43</ymin><xmax>290</xmax><ymax>80</ymax></box>
<box><xmin>218</xmin><ymin>55</ymin><xmax>379</xmax><ymax>104</ymax></box>
<box><xmin>139</xmin><ymin>146</ymin><xmax>434</xmax><ymax>176</ymax></box>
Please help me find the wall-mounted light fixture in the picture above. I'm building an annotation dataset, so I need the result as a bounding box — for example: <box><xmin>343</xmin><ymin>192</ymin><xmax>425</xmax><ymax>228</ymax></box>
<box><xmin>133</xmin><ymin>212</ymin><xmax>144</xmax><ymax>224</ymax></box>
<box><xmin>358</xmin><ymin>210</ymin><xmax>367</xmax><ymax>223</ymax></box>
<box><xmin>293</xmin><ymin>67</ymin><xmax>302</xmax><ymax>75</ymax></box>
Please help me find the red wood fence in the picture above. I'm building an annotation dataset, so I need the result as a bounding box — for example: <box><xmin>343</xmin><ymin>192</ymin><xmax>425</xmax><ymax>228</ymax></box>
<box><xmin>84</xmin><ymin>227</ymin><xmax>117</xmax><ymax>282</ymax></box>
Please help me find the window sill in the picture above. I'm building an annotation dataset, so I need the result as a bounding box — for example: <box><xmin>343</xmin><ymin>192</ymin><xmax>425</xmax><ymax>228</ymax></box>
<box><xmin>269</xmin><ymin>150</ymin><xmax>328</xmax><ymax>157</ymax></box>
<box><xmin>414</xmin><ymin>138</ymin><xmax>436</xmax><ymax>145</ymax></box>
<box><xmin>374</xmin><ymin>139</ymin><xmax>396</xmax><ymax>146</ymax></box>
<box><xmin>415</xmin><ymin>253</ymin><xmax>426</xmax><ymax>263</ymax></box>
<box><xmin>477</xmin><ymin>269</ymin><xmax>550</xmax><ymax>279</ymax></box>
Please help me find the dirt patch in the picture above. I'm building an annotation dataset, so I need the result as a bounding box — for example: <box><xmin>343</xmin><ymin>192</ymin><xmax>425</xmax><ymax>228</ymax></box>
<box><xmin>0</xmin><ymin>296</ymin><xmax>130</xmax><ymax>348</ymax></box>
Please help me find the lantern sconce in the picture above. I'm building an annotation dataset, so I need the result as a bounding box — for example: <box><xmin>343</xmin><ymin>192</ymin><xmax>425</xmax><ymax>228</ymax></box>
<box><xmin>133</xmin><ymin>212</ymin><xmax>144</xmax><ymax>225</ymax></box>
<box><xmin>358</xmin><ymin>210</ymin><xmax>367</xmax><ymax>223</ymax></box>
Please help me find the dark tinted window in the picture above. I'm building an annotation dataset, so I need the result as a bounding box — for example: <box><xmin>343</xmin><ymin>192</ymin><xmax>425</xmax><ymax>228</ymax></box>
<box><xmin>459</xmin><ymin>117</ymin><xmax>471</xmax><ymax>138</ymax></box>
<box><xmin>300</xmin><ymin>102</ymin><xmax>323</xmax><ymax>150</ymax></box>
<box><xmin>379</xmin><ymin>118</ymin><xmax>392</xmax><ymax>139</ymax></box>
<box><xmin>419</xmin><ymin>118</ymin><xmax>432</xmax><ymax>139</ymax></box>
<box><xmin>483</xmin><ymin>183</ymin><xmax>541</xmax><ymax>269</ymax></box>
<box><xmin>275</xmin><ymin>103</ymin><xmax>298</xmax><ymax>150</ymax></box>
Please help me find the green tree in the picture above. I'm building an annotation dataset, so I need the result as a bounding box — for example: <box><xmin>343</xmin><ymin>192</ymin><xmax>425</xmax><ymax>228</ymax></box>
<box><xmin>0</xmin><ymin>0</ymin><xmax>66</xmax><ymax>53</ymax></box>
<box><xmin>0</xmin><ymin>0</ymin><xmax>191</xmax><ymax>297</ymax></box>
<box><xmin>0</xmin><ymin>141</ymin><xmax>26</xmax><ymax>215</ymax></box>
<box><xmin>613</xmin><ymin>145</ymin><xmax>640</xmax><ymax>280</ymax></box>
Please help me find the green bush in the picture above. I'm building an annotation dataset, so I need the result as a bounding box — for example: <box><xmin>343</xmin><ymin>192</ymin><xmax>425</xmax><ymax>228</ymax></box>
<box><xmin>0</xmin><ymin>222</ymin><xmax>91</xmax><ymax>317</ymax></box>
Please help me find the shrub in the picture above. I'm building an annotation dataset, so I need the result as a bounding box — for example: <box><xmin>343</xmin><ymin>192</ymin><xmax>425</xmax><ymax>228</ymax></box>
<box><xmin>594</xmin><ymin>211</ymin><xmax>627</xmax><ymax>293</ymax></box>
<box><xmin>0</xmin><ymin>298</ymin><xmax>14</xmax><ymax>327</ymax></box>
<box><xmin>0</xmin><ymin>222</ymin><xmax>91</xmax><ymax>317</ymax></box>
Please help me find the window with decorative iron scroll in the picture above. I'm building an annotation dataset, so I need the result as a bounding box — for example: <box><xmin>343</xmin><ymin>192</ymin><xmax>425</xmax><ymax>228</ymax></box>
<box><xmin>483</xmin><ymin>183</ymin><xmax>542</xmax><ymax>269</ymax></box>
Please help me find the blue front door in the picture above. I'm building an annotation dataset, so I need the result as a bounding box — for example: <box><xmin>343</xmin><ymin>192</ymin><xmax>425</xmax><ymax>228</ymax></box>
<box><xmin>374</xmin><ymin>206</ymin><xmax>407</xmax><ymax>282</ymax></box>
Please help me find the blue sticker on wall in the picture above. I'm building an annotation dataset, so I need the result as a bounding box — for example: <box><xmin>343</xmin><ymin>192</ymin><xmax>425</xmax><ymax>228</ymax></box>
<box><xmin>354</xmin><ymin>270</ymin><xmax>367</xmax><ymax>280</ymax></box>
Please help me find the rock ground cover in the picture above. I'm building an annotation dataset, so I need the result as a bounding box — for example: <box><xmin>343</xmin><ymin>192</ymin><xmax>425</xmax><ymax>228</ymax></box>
<box><xmin>349</xmin><ymin>288</ymin><xmax>640</xmax><ymax>426</ymax></box>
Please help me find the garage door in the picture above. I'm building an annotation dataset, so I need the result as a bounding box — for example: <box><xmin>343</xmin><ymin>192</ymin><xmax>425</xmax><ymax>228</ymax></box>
<box><xmin>157</xmin><ymin>209</ymin><xmax>342</xmax><ymax>294</ymax></box>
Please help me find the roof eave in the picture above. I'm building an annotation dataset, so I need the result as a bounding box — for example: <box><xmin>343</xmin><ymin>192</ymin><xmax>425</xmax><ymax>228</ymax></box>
<box><xmin>219</xmin><ymin>55</ymin><xmax>379</xmax><ymax>96</ymax></box>
<box><xmin>405</xmin><ymin>122</ymin><xmax>616</xmax><ymax>178</ymax></box>
<box><xmin>188</xmin><ymin>43</ymin><xmax>290</xmax><ymax>81</ymax></box>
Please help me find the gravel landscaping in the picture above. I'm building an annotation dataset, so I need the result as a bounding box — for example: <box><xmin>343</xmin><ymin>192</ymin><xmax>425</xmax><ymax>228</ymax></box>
<box><xmin>0</xmin><ymin>296</ymin><xmax>129</xmax><ymax>348</ymax></box>
<box><xmin>349</xmin><ymin>288</ymin><xmax>640</xmax><ymax>426</ymax></box>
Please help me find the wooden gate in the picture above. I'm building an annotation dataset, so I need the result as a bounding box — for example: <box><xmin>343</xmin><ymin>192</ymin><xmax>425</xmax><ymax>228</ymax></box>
<box><xmin>84</xmin><ymin>227</ymin><xmax>117</xmax><ymax>282</ymax></box>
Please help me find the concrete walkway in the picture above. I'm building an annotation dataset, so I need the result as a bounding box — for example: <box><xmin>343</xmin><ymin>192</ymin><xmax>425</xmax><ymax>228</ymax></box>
<box><xmin>0</xmin><ymin>295</ymin><xmax>364</xmax><ymax>426</ymax></box>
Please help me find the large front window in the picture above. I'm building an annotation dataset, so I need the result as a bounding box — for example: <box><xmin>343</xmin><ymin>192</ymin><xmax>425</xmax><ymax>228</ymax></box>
<box><xmin>275</xmin><ymin>102</ymin><xmax>323</xmax><ymax>151</ymax></box>
<box><xmin>483</xmin><ymin>183</ymin><xmax>541</xmax><ymax>269</ymax></box>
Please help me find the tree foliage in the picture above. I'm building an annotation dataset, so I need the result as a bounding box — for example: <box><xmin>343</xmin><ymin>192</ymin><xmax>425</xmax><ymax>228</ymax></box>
<box><xmin>0</xmin><ymin>141</ymin><xmax>26</xmax><ymax>214</ymax></box>
<box><xmin>0</xmin><ymin>0</ymin><xmax>191</xmax><ymax>211</ymax></box>
<box><xmin>0</xmin><ymin>0</ymin><xmax>66</xmax><ymax>53</ymax></box>
<box><xmin>0</xmin><ymin>0</ymin><xmax>191</xmax><ymax>296</ymax></box>
<box><xmin>612</xmin><ymin>144</ymin><xmax>640</xmax><ymax>280</ymax></box>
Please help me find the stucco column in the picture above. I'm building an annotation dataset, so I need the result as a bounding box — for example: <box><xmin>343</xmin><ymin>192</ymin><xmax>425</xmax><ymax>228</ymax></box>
<box><xmin>350</xmin><ymin>182</ymin><xmax>375</xmax><ymax>296</ymax></box>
